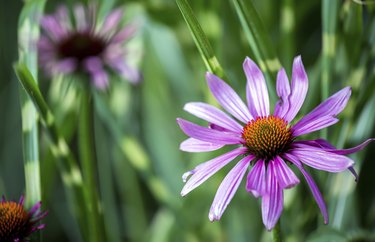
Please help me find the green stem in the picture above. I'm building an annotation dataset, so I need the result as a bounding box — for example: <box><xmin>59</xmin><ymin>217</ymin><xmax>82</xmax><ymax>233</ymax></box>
<box><xmin>176</xmin><ymin>0</ymin><xmax>227</xmax><ymax>80</ymax></box>
<box><xmin>78</xmin><ymin>90</ymin><xmax>105</xmax><ymax>242</ymax></box>
<box><xmin>272</xmin><ymin>221</ymin><xmax>283</xmax><ymax>242</ymax></box>
<box><xmin>14</xmin><ymin>64</ymin><xmax>89</xmax><ymax>241</ymax></box>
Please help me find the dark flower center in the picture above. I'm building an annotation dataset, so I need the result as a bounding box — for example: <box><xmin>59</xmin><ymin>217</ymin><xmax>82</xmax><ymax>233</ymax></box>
<box><xmin>0</xmin><ymin>202</ymin><xmax>30</xmax><ymax>240</ymax></box>
<box><xmin>242</xmin><ymin>116</ymin><xmax>293</xmax><ymax>160</ymax></box>
<box><xmin>57</xmin><ymin>32</ymin><xmax>106</xmax><ymax>61</ymax></box>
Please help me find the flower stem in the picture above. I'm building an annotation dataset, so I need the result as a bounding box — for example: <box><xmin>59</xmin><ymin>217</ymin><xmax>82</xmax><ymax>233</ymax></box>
<box><xmin>14</xmin><ymin>64</ymin><xmax>89</xmax><ymax>241</ymax></box>
<box><xmin>78</xmin><ymin>89</ymin><xmax>105</xmax><ymax>242</ymax></box>
<box><xmin>272</xmin><ymin>221</ymin><xmax>283</xmax><ymax>242</ymax></box>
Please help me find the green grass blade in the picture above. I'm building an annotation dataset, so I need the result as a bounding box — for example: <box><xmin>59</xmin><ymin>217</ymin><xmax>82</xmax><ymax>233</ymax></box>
<box><xmin>176</xmin><ymin>0</ymin><xmax>227</xmax><ymax>79</ymax></box>
<box><xmin>14</xmin><ymin>64</ymin><xmax>89</xmax><ymax>241</ymax></box>
<box><xmin>17</xmin><ymin>0</ymin><xmax>46</xmax><ymax>211</ymax></box>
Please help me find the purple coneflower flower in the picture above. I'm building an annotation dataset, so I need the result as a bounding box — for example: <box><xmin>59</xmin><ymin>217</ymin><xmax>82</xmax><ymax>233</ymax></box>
<box><xmin>0</xmin><ymin>195</ymin><xmax>47</xmax><ymax>241</ymax></box>
<box><xmin>38</xmin><ymin>4</ymin><xmax>141</xmax><ymax>89</ymax></box>
<box><xmin>177</xmin><ymin>56</ymin><xmax>374</xmax><ymax>230</ymax></box>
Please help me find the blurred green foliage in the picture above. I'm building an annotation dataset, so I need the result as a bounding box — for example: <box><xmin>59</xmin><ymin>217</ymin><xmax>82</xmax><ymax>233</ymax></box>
<box><xmin>1</xmin><ymin>0</ymin><xmax>375</xmax><ymax>241</ymax></box>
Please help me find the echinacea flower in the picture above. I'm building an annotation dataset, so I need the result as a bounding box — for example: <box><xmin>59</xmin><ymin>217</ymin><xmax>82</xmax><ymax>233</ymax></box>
<box><xmin>38</xmin><ymin>4</ymin><xmax>141</xmax><ymax>89</ymax></box>
<box><xmin>0</xmin><ymin>195</ymin><xmax>47</xmax><ymax>241</ymax></box>
<box><xmin>177</xmin><ymin>56</ymin><xmax>374</xmax><ymax>230</ymax></box>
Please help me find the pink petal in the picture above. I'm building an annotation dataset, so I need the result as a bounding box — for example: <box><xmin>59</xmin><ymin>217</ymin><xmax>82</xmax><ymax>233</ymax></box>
<box><xmin>273</xmin><ymin>156</ymin><xmax>299</xmax><ymax>189</ymax></box>
<box><xmin>290</xmin><ymin>145</ymin><xmax>354</xmax><ymax>172</ymax></box>
<box><xmin>184</xmin><ymin>102</ymin><xmax>243</xmax><ymax>133</ymax></box>
<box><xmin>176</xmin><ymin>118</ymin><xmax>243</xmax><ymax>145</ymax></box>
<box><xmin>261</xmin><ymin>163</ymin><xmax>283</xmax><ymax>231</ymax></box>
<box><xmin>181</xmin><ymin>147</ymin><xmax>248</xmax><ymax>196</ymax></box>
<box><xmin>83</xmin><ymin>57</ymin><xmax>109</xmax><ymax>89</ymax></box>
<box><xmin>284</xmin><ymin>153</ymin><xmax>328</xmax><ymax>224</ymax></box>
<box><xmin>283</xmin><ymin>56</ymin><xmax>308</xmax><ymax>122</ymax></box>
<box><xmin>180</xmin><ymin>138</ymin><xmax>224</xmax><ymax>152</ymax></box>
<box><xmin>274</xmin><ymin>68</ymin><xmax>291</xmax><ymax>119</ymax></box>
<box><xmin>293</xmin><ymin>87</ymin><xmax>351</xmax><ymax>136</ymax></box>
<box><xmin>101</xmin><ymin>9</ymin><xmax>124</xmax><ymax>35</ymax></box>
<box><xmin>246</xmin><ymin>159</ymin><xmax>267</xmax><ymax>197</ymax></box>
<box><xmin>209</xmin><ymin>155</ymin><xmax>252</xmax><ymax>221</ymax></box>
<box><xmin>206</xmin><ymin>72</ymin><xmax>253</xmax><ymax>123</ymax></box>
<box><xmin>243</xmin><ymin>57</ymin><xmax>270</xmax><ymax>117</ymax></box>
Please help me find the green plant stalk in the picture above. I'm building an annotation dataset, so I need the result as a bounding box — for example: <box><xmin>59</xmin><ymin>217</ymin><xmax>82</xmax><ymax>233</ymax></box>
<box><xmin>321</xmin><ymin>0</ymin><xmax>339</xmax><ymax>138</ymax></box>
<box><xmin>176</xmin><ymin>0</ymin><xmax>227</xmax><ymax>80</ymax></box>
<box><xmin>78</xmin><ymin>90</ymin><xmax>105</xmax><ymax>242</ymax></box>
<box><xmin>280</xmin><ymin>0</ymin><xmax>295</xmax><ymax>70</ymax></box>
<box><xmin>17</xmin><ymin>1</ymin><xmax>46</xmax><ymax>240</ymax></box>
<box><xmin>272</xmin><ymin>221</ymin><xmax>283</xmax><ymax>242</ymax></box>
<box><xmin>17</xmin><ymin>0</ymin><xmax>46</xmax><ymax>208</ymax></box>
<box><xmin>231</xmin><ymin>0</ymin><xmax>280</xmax><ymax>100</ymax></box>
<box><xmin>14</xmin><ymin>64</ymin><xmax>89</xmax><ymax>241</ymax></box>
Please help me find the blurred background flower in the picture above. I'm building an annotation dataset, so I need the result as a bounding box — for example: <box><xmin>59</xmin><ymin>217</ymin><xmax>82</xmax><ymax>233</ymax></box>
<box><xmin>39</xmin><ymin>3</ymin><xmax>142</xmax><ymax>89</ymax></box>
<box><xmin>1</xmin><ymin>0</ymin><xmax>375</xmax><ymax>241</ymax></box>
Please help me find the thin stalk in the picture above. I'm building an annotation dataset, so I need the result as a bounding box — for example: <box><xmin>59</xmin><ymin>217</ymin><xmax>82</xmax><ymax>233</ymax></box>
<box><xmin>14</xmin><ymin>64</ymin><xmax>89</xmax><ymax>241</ymax></box>
<box><xmin>272</xmin><ymin>221</ymin><xmax>283</xmax><ymax>242</ymax></box>
<box><xmin>231</xmin><ymin>0</ymin><xmax>280</xmax><ymax>100</ymax></box>
<box><xmin>17</xmin><ymin>1</ymin><xmax>46</xmax><ymax>241</ymax></box>
<box><xmin>78</xmin><ymin>90</ymin><xmax>105</xmax><ymax>242</ymax></box>
<box><xmin>176</xmin><ymin>0</ymin><xmax>227</xmax><ymax>80</ymax></box>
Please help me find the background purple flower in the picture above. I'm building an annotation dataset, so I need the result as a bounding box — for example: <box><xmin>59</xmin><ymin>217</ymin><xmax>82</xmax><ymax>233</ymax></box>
<box><xmin>177</xmin><ymin>56</ymin><xmax>373</xmax><ymax>230</ymax></box>
<box><xmin>38</xmin><ymin>4</ymin><xmax>142</xmax><ymax>89</ymax></box>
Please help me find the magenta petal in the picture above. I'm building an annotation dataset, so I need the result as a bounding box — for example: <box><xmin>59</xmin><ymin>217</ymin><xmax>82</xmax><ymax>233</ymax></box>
<box><xmin>53</xmin><ymin>58</ymin><xmax>77</xmax><ymax>74</ymax></box>
<box><xmin>181</xmin><ymin>147</ymin><xmax>248</xmax><ymax>196</ymax></box>
<box><xmin>180</xmin><ymin>138</ymin><xmax>224</xmax><ymax>152</ymax></box>
<box><xmin>243</xmin><ymin>57</ymin><xmax>270</xmax><ymax>117</ymax></box>
<box><xmin>111</xmin><ymin>24</ymin><xmax>137</xmax><ymax>44</ymax></box>
<box><xmin>209</xmin><ymin>156</ymin><xmax>252</xmax><ymax>221</ymax></box>
<box><xmin>246</xmin><ymin>159</ymin><xmax>266</xmax><ymax>197</ymax></box>
<box><xmin>291</xmin><ymin>146</ymin><xmax>354</xmax><ymax>172</ymax></box>
<box><xmin>206</xmin><ymin>72</ymin><xmax>253</xmax><ymax>123</ymax></box>
<box><xmin>273</xmin><ymin>156</ymin><xmax>299</xmax><ymax>189</ymax></box>
<box><xmin>261</xmin><ymin>164</ymin><xmax>283</xmax><ymax>231</ymax></box>
<box><xmin>284</xmin><ymin>153</ymin><xmax>328</xmax><ymax>224</ymax></box>
<box><xmin>326</xmin><ymin>138</ymin><xmax>375</xmax><ymax>155</ymax></box>
<box><xmin>83</xmin><ymin>57</ymin><xmax>109</xmax><ymax>89</ymax></box>
<box><xmin>274</xmin><ymin>68</ymin><xmax>291</xmax><ymax>119</ymax></box>
<box><xmin>101</xmin><ymin>9</ymin><xmax>124</xmax><ymax>35</ymax></box>
<box><xmin>176</xmin><ymin>118</ymin><xmax>243</xmax><ymax>145</ymax></box>
<box><xmin>293</xmin><ymin>87</ymin><xmax>351</xmax><ymax>136</ymax></box>
<box><xmin>40</xmin><ymin>16</ymin><xmax>67</xmax><ymax>40</ymax></box>
<box><xmin>184</xmin><ymin>102</ymin><xmax>243</xmax><ymax>133</ymax></box>
<box><xmin>284</xmin><ymin>56</ymin><xmax>308</xmax><ymax>122</ymax></box>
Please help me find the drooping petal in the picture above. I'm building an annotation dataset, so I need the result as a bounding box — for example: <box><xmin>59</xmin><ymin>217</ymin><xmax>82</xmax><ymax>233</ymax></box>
<box><xmin>181</xmin><ymin>147</ymin><xmax>248</xmax><ymax>196</ymax></box>
<box><xmin>106</xmin><ymin>55</ymin><xmax>142</xmax><ymax>84</ymax></box>
<box><xmin>184</xmin><ymin>102</ymin><xmax>243</xmax><ymax>133</ymax></box>
<box><xmin>246</xmin><ymin>159</ymin><xmax>267</xmax><ymax>197</ymax></box>
<box><xmin>206</xmin><ymin>72</ymin><xmax>253</xmax><ymax>123</ymax></box>
<box><xmin>176</xmin><ymin>118</ymin><xmax>243</xmax><ymax>145</ymax></box>
<box><xmin>284</xmin><ymin>153</ymin><xmax>328</xmax><ymax>224</ymax></box>
<box><xmin>274</xmin><ymin>68</ymin><xmax>291</xmax><ymax>118</ymax></box>
<box><xmin>261</xmin><ymin>163</ymin><xmax>283</xmax><ymax>231</ymax></box>
<box><xmin>209</xmin><ymin>155</ymin><xmax>252</xmax><ymax>221</ymax></box>
<box><xmin>290</xmin><ymin>145</ymin><xmax>354</xmax><ymax>172</ymax></box>
<box><xmin>273</xmin><ymin>156</ymin><xmax>299</xmax><ymax>189</ymax></box>
<box><xmin>293</xmin><ymin>87</ymin><xmax>351</xmax><ymax>136</ymax></box>
<box><xmin>243</xmin><ymin>57</ymin><xmax>270</xmax><ymax>117</ymax></box>
<box><xmin>83</xmin><ymin>57</ymin><xmax>109</xmax><ymax>89</ymax></box>
<box><xmin>325</xmin><ymin>138</ymin><xmax>375</xmax><ymax>155</ymax></box>
<box><xmin>180</xmin><ymin>138</ymin><xmax>224</xmax><ymax>152</ymax></box>
<box><xmin>283</xmin><ymin>56</ymin><xmax>308</xmax><ymax>122</ymax></box>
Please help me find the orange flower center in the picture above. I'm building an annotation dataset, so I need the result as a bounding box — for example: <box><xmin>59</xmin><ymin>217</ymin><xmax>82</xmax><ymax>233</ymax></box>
<box><xmin>242</xmin><ymin>116</ymin><xmax>293</xmax><ymax>160</ymax></box>
<box><xmin>0</xmin><ymin>201</ymin><xmax>29</xmax><ymax>239</ymax></box>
